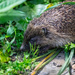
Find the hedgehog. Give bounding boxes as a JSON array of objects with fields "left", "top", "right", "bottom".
[{"left": 20, "top": 4, "right": 75, "bottom": 53}]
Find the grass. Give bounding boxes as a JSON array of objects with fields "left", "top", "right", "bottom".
[
  {"left": 31, "top": 44, "right": 75, "bottom": 75},
  {"left": 0, "top": 0, "right": 75, "bottom": 75},
  {"left": 0, "top": 41, "right": 40, "bottom": 75},
  {"left": 0, "top": 25, "right": 74, "bottom": 75}
]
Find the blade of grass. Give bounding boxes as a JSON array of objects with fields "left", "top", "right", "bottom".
[
  {"left": 34, "top": 51, "right": 56, "bottom": 70},
  {"left": 68, "top": 64, "right": 72, "bottom": 75},
  {"left": 37, "top": 50, "right": 61, "bottom": 70},
  {"left": 31, "top": 51, "right": 56, "bottom": 75},
  {"left": 32, "top": 49, "right": 56, "bottom": 61},
  {"left": 65, "top": 52, "right": 72, "bottom": 75},
  {"left": 57, "top": 49, "right": 74, "bottom": 75},
  {"left": 31, "top": 50, "right": 61, "bottom": 75},
  {"left": 63, "top": 2, "right": 75, "bottom": 5}
]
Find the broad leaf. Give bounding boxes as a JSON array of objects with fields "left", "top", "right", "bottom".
[
  {"left": 0, "top": 10, "right": 25, "bottom": 23},
  {"left": 0, "top": 0, "right": 26, "bottom": 13},
  {"left": 46, "top": 3, "right": 62, "bottom": 11},
  {"left": 19, "top": 4, "right": 48, "bottom": 18},
  {"left": 16, "top": 4, "right": 48, "bottom": 30},
  {"left": 34, "top": 4, "right": 48, "bottom": 16}
]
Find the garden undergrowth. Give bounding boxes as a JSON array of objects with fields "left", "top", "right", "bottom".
[
  {"left": 0, "top": 0, "right": 75, "bottom": 75},
  {"left": 0, "top": 19, "right": 39, "bottom": 75}
]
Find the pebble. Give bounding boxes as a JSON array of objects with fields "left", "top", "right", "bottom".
[
  {"left": 57, "top": 64, "right": 62, "bottom": 67},
  {"left": 53, "top": 62, "right": 57, "bottom": 66}
]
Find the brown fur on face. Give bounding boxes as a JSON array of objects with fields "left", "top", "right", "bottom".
[{"left": 20, "top": 4, "right": 75, "bottom": 52}]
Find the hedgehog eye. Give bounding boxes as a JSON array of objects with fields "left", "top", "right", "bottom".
[{"left": 42, "top": 27, "right": 48, "bottom": 35}]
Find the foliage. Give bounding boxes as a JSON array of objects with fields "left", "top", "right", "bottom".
[
  {"left": 58, "top": 49, "right": 74, "bottom": 75},
  {"left": 0, "top": 43, "right": 40, "bottom": 75},
  {"left": 0, "top": 0, "right": 74, "bottom": 75},
  {"left": 0, "top": 0, "right": 65, "bottom": 23},
  {"left": 63, "top": 2, "right": 75, "bottom": 5},
  {"left": 31, "top": 50, "right": 60, "bottom": 75},
  {"left": 46, "top": 3, "right": 62, "bottom": 11},
  {"left": 57, "top": 43, "right": 75, "bottom": 75},
  {"left": 0, "top": 0, "right": 26, "bottom": 12},
  {"left": 0, "top": 55, "right": 39, "bottom": 75},
  {"left": 64, "top": 43, "right": 75, "bottom": 52},
  {"left": 0, "top": 50, "right": 10, "bottom": 63},
  {"left": 0, "top": 0, "right": 26, "bottom": 23}
]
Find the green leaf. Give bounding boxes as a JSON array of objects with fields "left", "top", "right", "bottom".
[
  {"left": 0, "top": 55, "right": 10, "bottom": 63},
  {"left": 0, "top": 51, "right": 10, "bottom": 63},
  {"left": 0, "top": 10, "right": 25, "bottom": 23},
  {"left": 0, "top": 36, "right": 5, "bottom": 40},
  {"left": 7, "top": 26, "right": 14, "bottom": 35},
  {"left": 45, "top": 3, "right": 62, "bottom": 11},
  {"left": 16, "top": 4, "right": 48, "bottom": 30},
  {"left": 28, "top": 0, "right": 45, "bottom": 4},
  {"left": 0, "top": 0, "right": 26, "bottom": 13},
  {"left": 19, "top": 4, "right": 48, "bottom": 18},
  {"left": 65, "top": 51, "right": 71, "bottom": 75},
  {"left": 57, "top": 49, "right": 74, "bottom": 75},
  {"left": 70, "top": 43, "right": 75, "bottom": 49},
  {"left": 64, "top": 44, "right": 70, "bottom": 52},
  {"left": 63, "top": 2, "right": 75, "bottom": 5},
  {"left": 34, "top": 4, "right": 48, "bottom": 16},
  {"left": 10, "top": 37, "right": 15, "bottom": 44},
  {"left": 16, "top": 18, "right": 29, "bottom": 31},
  {"left": 35, "top": 50, "right": 61, "bottom": 73}
]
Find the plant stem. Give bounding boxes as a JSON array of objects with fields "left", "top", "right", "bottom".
[
  {"left": 31, "top": 50, "right": 61, "bottom": 75},
  {"left": 32, "top": 49, "right": 56, "bottom": 61},
  {"left": 57, "top": 49, "right": 74, "bottom": 75},
  {"left": 37, "top": 50, "right": 61, "bottom": 71},
  {"left": 65, "top": 52, "right": 72, "bottom": 75}
]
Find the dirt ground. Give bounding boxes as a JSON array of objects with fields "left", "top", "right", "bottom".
[{"left": 34, "top": 51, "right": 75, "bottom": 75}]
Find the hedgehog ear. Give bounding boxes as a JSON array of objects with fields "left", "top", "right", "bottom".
[{"left": 42, "top": 27, "right": 48, "bottom": 35}]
